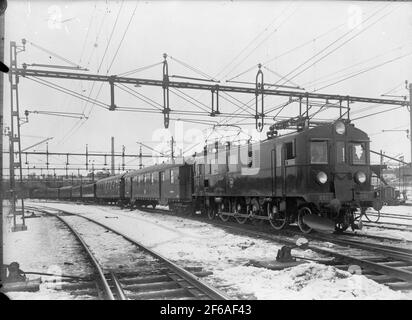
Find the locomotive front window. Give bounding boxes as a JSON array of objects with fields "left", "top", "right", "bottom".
[
  {"left": 310, "top": 141, "right": 328, "bottom": 164},
  {"left": 351, "top": 142, "right": 366, "bottom": 164},
  {"left": 336, "top": 141, "right": 345, "bottom": 163}
]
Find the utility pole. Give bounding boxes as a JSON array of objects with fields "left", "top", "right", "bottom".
[
  {"left": 85, "top": 144, "right": 88, "bottom": 171},
  {"left": 111, "top": 136, "right": 115, "bottom": 175},
  {"left": 171, "top": 136, "right": 175, "bottom": 163},
  {"left": 8, "top": 39, "right": 27, "bottom": 232},
  {"left": 139, "top": 146, "right": 143, "bottom": 169},
  {"left": 0, "top": 6, "right": 5, "bottom": 282},
  {"left": 122, "top": 145, "right": 125, "bottom": 171}
]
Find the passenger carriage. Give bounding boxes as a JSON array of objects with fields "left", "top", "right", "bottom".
[
  {"left": 95, "top": 174, "right": 125, "bottom": 205},
  {"left": 124, "top": 163, "right": 193, "bottom": 212}
]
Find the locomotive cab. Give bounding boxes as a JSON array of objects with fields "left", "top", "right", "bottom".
[{"left": 303, "top": 120, "right": 377, "bottom": 232}]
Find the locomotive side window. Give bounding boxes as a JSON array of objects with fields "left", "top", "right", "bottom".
[
  {"left": 351, "top": 142, "right": 366, "bottom": 164},
  {"left": 310, "top": 141, "right": 328, "bottom": 164},
  {"left": 336, "top": 141, "right": 345, "bottom": 163}
]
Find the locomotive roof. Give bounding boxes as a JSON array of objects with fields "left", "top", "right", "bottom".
[{"left": 123, "top": 162, "right": 189, "bottom": 178}]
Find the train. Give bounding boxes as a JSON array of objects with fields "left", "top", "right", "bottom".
[{"left": 30, "top": 119, "right": 383, "bottom": 233}]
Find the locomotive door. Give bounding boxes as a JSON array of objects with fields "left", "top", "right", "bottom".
[
  {"left": 271, "top": 149, "right": 277, "bottom": 196},
  {"left": 333, "top": 140, "right": 352, "bottom": 202}
]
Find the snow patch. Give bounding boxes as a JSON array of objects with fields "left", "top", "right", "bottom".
[{"left": 211, "top": 263, "right": 410, "bottom": 300}]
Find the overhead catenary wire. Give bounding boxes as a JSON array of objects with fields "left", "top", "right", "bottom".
[
  {"left": 226, "top": 20, "right": 346, "bottom": 83},
  {"left": 115, "top": 83, "right": 163, "bottom": 111},
  {"left": 117, "top": 61, "right": 163, "bottom": 77},
  {"left": 26, "top": 76, "right": 109, "bottom": 110},
  {"left": 96, "top": 0, "right": 125, "bottom": 74},
  {"left": 220, "top": 3, "right": 298, "bottom": 81},
  {"left": 302, "top": 41, "right": 412, "bottom": 89},
  {"left": 276, "top": 4, "right": 395, "bottom": 86},
  {"left": 223, "top": 4, "right": 397, "bottom": 129},
  {"left": 351, "top": 105, "right": 406, "bottom": 121},
  {"left": 313, "top": 50, "right": 412, "bottom": 92},
  {"left": 27, "top": 40, "right": 85, "bottom": 69},
  {"left": 169, "top": 56, "right": 217, "bottom": 81},
  {"left": 61, "top": 2, "right": 138, "bottom": 145}
]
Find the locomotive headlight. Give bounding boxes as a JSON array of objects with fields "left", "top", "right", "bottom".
[
  {"left": 335, "top": 121, "right": 346, "bottom": 135},
  {"left": 316, "top": 171, "right": 328, "bottom": 184},
  {"left": 355, "top": 171, "right": 367, "bottom": 184}
]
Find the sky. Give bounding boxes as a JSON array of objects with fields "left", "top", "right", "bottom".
[{"left": 2, "top": 0, "right": 412, "bottom": 176}]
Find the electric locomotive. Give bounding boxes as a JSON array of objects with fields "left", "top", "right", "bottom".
[{"left": 192, "top": 118, "right": 381, "bottom": 233}]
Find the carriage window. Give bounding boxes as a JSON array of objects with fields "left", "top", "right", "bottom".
[
  {"left": 151, "top": 173, "right": 154, "bottom": 184},
  {"left": 285, "top": 140, "right": 295, "bottom": 160},
  {"left": 310, "top": 141, "right": 328, "bottom": 164},
  {"left": 336, "top": 141, "right": 345, "bottom": 163},
  {"left": 351, "top": 142, "right": 366, "bottom": 164},
  {"left": 161, "top": 172, "right": 165, "bottom": 181}
]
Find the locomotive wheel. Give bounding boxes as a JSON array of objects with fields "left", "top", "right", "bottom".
[
  {"left": 207, "top": 206, "right": 216, "bottom": 220},
  {"left": 234, "top": 201, "right": 248, "bottom": 224},
  {"left": 363, "top": 209, "right": 380, "bottom": 223},
  {"left": 297, "top": 206, "right": 313, "bottom": 234},
  {"left": 267, "top": 203, "right": 287, "bottom": 230},
  {"left": 219, "top": 200, "right": 231, "bottom": 222}
]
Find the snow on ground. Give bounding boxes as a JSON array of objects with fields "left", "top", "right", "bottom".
[
  {"left": 25, "top": 201, "right": 412, "bottom": 300},
  {"left": 2, "top": 209, "right": 96, "bottom": 300},
  {"left": 211, "top": 263, "right": 407, "bottom": 300}
]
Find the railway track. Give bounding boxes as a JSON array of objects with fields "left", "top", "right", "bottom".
[
  {"left": 364, "top": 211, "right": 412, "bottom": 222},
  {"left": 28, "top": 203, "right": 412, "bottom": 292},
  {"left": 117, "top": 206, "right": 412, "bottom": 291},
  {"left": 29, "top": 205, "right": 228, "bottom": 300},
  {"left": 362, "top": 221, "right": 412, "bottom": 232}
]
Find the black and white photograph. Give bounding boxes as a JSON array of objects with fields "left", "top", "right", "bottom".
[{"left": 1, "top": 0, "right": 412, "bottom": 306}]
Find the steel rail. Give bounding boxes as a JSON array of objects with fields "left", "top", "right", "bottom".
[
  {"left": 110, "top": 272, "right": 127, "bottom": 300},
  {"left": 28, "top": 203, "right": 412, "bottom": 289},
  {"left": 34, "top": 204, "right": 229, "bottom": 300},
  {"left": 51, "top": 213, "right": 115, "bottom": 300},
  {"left": 126, "top": 206, "right": 412, "bottom": 284},
  {"left": 309, "top": 234, "right": 412, "bottom": 262}
]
